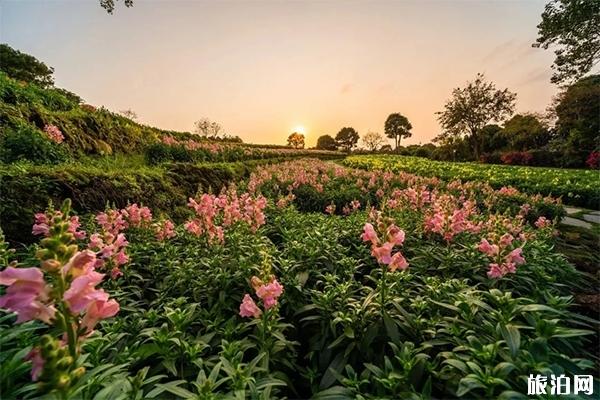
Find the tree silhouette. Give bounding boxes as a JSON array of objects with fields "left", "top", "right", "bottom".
[
  {"left": 436, "top": 74, "right": 516, "bottom": 160},
  {"left": 335, "top": 127, "right": 359, "bottom": 152},
  {"left": 534, "top": 0, "right": 600, "bottom": 84},
  {"left": 385, "top": 113, "right": 412, "bottom": 151},
  {"left": 287, "top": 132, "right": 305, "bottom": 149},
  {"left": 316, "top": 135, "right": 337, "bottom": 150},
  {"left": 362, "top": 131, "right": 385, "bottom": 152}
]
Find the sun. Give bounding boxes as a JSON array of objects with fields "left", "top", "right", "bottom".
[{"left": 293, "top": 125, "right": 306, "bottom": 135}]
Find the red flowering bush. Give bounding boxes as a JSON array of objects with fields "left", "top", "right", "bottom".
[
  {"left": 586, "top": 151, "right": 600, "bottom": 169},
  {"left": 500, "top": 151, "right": 533, "bottom": 165}
]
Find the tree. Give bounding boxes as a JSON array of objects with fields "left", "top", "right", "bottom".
[
  {"left": 287, "top": 132, "right": 305, "bottom": 149},
  {"left": 0, "top": 44, "right": 54, "bottom": 87},
  {"left": 362, "top": 131, "right": 386, "bottom": 152},
  {"left": 316, "top": 135, "right": 337, "bottom": 151},
  {"left": 534, "top": 0, "right": 600, "bottom": 84},
  {"left": 479, "top": 124, "right": 507, "bottom": 154},
  {"left": 502, "top": 114, "right": 551, "bottom": 150},
  {"left": 553, "top": 74, "right": 600, "bottom": 152},
  {"left": 194, "top": 118, "right": 223, "bottom": 138},
  {"left": 436, "top": 73, "right": 516, "bottom": 159},
  {"left": 100, "top": 0, "right": 133, "bottom": 14},
  {"left": 119, "top": 109, "right": 138, "bottom": 120},
  {"left": 384, "top": 113, "right": 413, "bottom": 150},
  {"left": 335, "top": 127, "right": 359, "bottom": 152}
]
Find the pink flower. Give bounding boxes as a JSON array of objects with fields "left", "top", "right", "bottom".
[
  {"left": 32, "top": 213, "right": 49, "bottom": 236},
  {"left": 114, "top": 250, "right": 129, "bottom": 266},
  {"left": 535, "top": 216, "right": 551, "bottom": 229},
  {"left": 62, "top": 250, "right": 96, "bottom": 278},
  {"left": 68, "top": 216, "right": 87, "bottom": 240},
  {"left": 81, "top": 297, "right": 119, "bottom": 331},
  {"left": 325, "top": 204, "right": 336, "bottom": 215},
  {"left": 239, "top": 294, "right": 262, "bottom": 318},
  {"left": 389, "top": 252, "right": 409, "bottom": 272},
  {"left": 43, "top": 124, "right": 64, "bottom": 144},
  {"left": 371, "top": 242, "right": 393, "bottom": 264},
  {"left": 24, "top": 347, "right": 44, "bottom": 381},
  {"left": 478, "top": 239, "right": 499, "bottom": 256},
  {"left": 256, "top": 279, "right": 284, "bottom": 309},
  {"left": 499, "top": 233, "right": 514, "bottom": 247},
  {"left": 487, "top": 262, "right": 517, "bottom": 279},
  {"left": 63, "top": 271, "right": 106, "bottom": 314},
  {"left": 361, "top": 223, "right": 379, "bottom": 245},
  {"left": 0, "top": 267, "right": 55, "bottom": 324},
  {"left": 487, "top": 263, "right": 503, "bottom": 279},
  {"left": 507, "top": 248, "right": 525, "bottom": 266},
  {"left": 387, "top": 225, "right": 405, "bottom": 246}
]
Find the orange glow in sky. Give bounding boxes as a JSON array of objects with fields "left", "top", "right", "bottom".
[{"left": 1, "top": 0, "right": 575, "bottom": 147}]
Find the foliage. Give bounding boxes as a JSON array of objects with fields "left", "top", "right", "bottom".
[
  {"left": 287, "top": 132, "right": 305, "bottom": 149},
  {"left": 553, "top": 75, "right": 600, "bottom": 154},
  {"left": 0, "top": 125, "right": 69, "bottom": 164},
  {"left": 361, "top": 131, "right": 386, "bottom": 152},
  {"left": 316, "top": 135, "right": 338, "bottom": 151},
  {"left": 100, "top": 0, "right": 133, "bottom": 14},
  {"left": 194, "top": 118, "right": 223, "bottom": 139},
  {"left": 0, "top": 44, "right": 55, "bottom": 88},
  {"left": 436, "top": 74, "right": 517, "bottom": 159},
  {"left": 1, "top": 158, "right": 596, "bottom": 399},
  {"left": 500, "top": 151, "right": 533, "bottom": 166},
  {"left": 502, "top": 114, "right": 552, "bottom": 151},
  {"left": 335, "top": 127, "right": 359, "bottom": 152},
  {"left": 384, "top": 113, "right": 412, "bottom": 150},
  {"left": 534, "top": 0, "right": 600, "bottom": 84},
  {"left": 344, "top": 154, "right": 600, "bottom": 209}
]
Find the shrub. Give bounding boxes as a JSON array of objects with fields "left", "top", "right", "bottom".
[
  {"left": 586, "top": 151, "right": 599, "bottom": 169},
  {"left": 500, "top": 151, "right": 533, "bottom": 165},
  {"left": 0, "top": 125, "right": 69, "bottom": 164}
]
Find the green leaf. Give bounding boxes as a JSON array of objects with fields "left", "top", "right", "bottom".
[{"left": 500, "top": 324, "right": 520, "bottom": 358}]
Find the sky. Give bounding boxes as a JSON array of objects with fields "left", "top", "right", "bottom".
[{"left": 1, "top": 0, "right": 563, "bottom": 147}]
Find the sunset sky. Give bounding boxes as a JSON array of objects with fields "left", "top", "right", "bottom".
[{"left": 1, "top": 0, "right": 563, "bottom": 147}]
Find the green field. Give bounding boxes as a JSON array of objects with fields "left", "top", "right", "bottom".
[{"left": 344, "top": 155, "right": 600, "bottom": 209}]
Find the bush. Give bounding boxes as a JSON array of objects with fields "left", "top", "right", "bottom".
[
  {"left": 500, "top": 151, "right": 533, "bottom": 165},
  {"left": 0, "top": 125, "right": 69, "bottom": 164},
  {"left": 586, "top": 151, "right": 600, "bottom": 169},
  {"left": 479, "top": 152, "right": 502, "bottom": 164}
]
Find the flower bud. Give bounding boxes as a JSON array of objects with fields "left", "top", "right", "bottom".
[
  {"left": 71, "top": 367, "right": 85, "bottom": 379},
  {"left": 40, "top": 335, "right": 56, "bottom": 350},
  {"left": 41, "top": 259, "right": 61, "bottom": 272},
  {"left": 56, "top": 373, "right": 70, "bottom": 388},
  {"left": 55, "top": 356, "right": 73, "bottom": 369}
]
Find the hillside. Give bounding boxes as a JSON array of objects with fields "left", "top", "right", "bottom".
[{"left": 0, "top": 71, "right": 214, "bottom": 155}]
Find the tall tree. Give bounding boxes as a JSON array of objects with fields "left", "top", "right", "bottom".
[
  {"left": 436, "top": 74, "right": 516, "bottom": 159},
  {"left": 534, "top": 0, "right": 600, "bottom": 84},
  {"left": 554, "top": 74, "right": 600, "bottom": 152},
  {"left": 335, "top": 127, "right": 359, "bottom": 152},
  {"left": 362, "top": 131, "right": 385, "bottom": 152},
  {"left": 194, "top": 118, "right": 223, "bottom": 138},
  {"left": 0, "top": 44, "right": 54, "bottom": 87},
  {"left": 384, "top": 113, "right": 412, "bottom": 150},
  {"left": 502, "top": 114, "right": 551, "bottom": 151},
  {"left": 287, "top": 132, "right": 305, "bottom": 149},
  {"left": 316, "top": 135, "right": 338, "bottom": 150}
]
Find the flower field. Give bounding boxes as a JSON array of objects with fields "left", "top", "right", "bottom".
[
  {"left": 1, "top": 158, "right": 597, "bottom": 399},
  {"left": 343, "top": 155, "right": 600, "bottom": 209}
]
